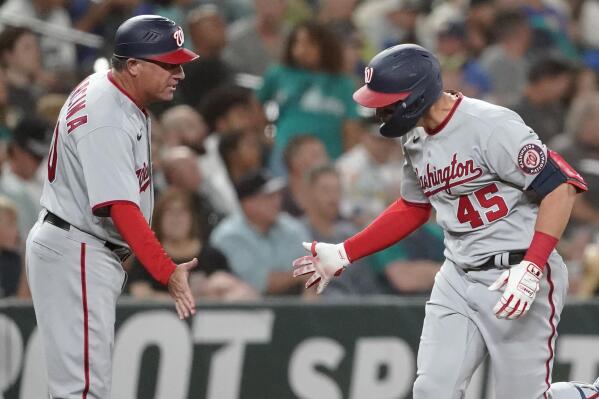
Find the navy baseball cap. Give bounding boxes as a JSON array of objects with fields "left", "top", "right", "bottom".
[{"left": 113, "top": 15, "right": 199, "bottom": 64}]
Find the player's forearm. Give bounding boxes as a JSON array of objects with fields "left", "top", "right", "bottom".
[
  {"left": 344, "top": 198, "right": 432, "bottom": 262},
  {"left": 524, "top": 183, "right": 578, "bottom": 268},
  {"left": 534, "top": 183, "right": 577, "bottom": 240}
]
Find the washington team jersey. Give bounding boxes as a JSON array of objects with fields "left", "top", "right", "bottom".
[
  {"left": 40, "top": 71, "right": 153, "bottom": 247},
  {"left": 400, "top": 94, "right": 548, "bottom": 267}
]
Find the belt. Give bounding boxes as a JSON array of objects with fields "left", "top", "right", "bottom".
[
  {"left": 43, "top": 211, "right": 131, "bottom": 262},
  {"left": 464, "top": 251, "right": 526, "bottom": 273}
]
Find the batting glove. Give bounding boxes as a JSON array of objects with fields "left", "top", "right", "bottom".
[
  {"left": 488, "top": 261, "right": 543, "bottom": 320},
  {"left": 292, "top": 241, "right": 349, "bottom": 294}
]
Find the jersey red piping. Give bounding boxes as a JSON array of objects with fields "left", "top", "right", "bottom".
[
  {"left": 107, "top": 71, "right": 148, "bottom": 116},
  {"left": 543, "top": 264, "right": 556, "bottom": 399},
  {"left": 80, "top": 243, "right": 90, "bottom": 399},
  {"left": 425, "top": 92, "right": 463, "bottom": 135},
  {"left": 92, "top": 200, "right": 139, "bottom": 216}
]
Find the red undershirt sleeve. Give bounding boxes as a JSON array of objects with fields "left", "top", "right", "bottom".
[
  {"left": 110, "top": 202, "right": 177, "bottom": 285},
  {"left": 344, "top": 198, "right": 433, "bottom": 262}
]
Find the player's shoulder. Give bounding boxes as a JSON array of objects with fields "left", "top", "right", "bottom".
[
  {"left": 61, "top": 71, "right": 143, "bottom": 139},
  {"left": 455, "top": 96, "right": 528, "bottom": 139}
]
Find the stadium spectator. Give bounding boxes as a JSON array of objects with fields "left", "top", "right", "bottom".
[
  {"left": 368, "top": 222, "right": 444, "bottom": 295},
  {"left": 0, "top": 195, "right": 21, "bottom": 298},
  {"left": 223, "top": 0, "right": 288, "bottom": 76},
  {"left": 558, "top": 94, "right": 599, "bottom": 230},
  {"left": 256, "top": 21, "right": 361, "bottom": 175},
  {"left": 199, "top": 85, "right": 267, "bottom": 214},
  {"left": 479, "top": 9, "right": 531, "bottom": 107},
  {"left": 521, "top": 0, "right": 578, "bottom": 60},
  {"left": 513, "top": 56, "right": 574, "bottom": 144},
  {"left": 218, "top": 129, "right": 264, "bottom": 184},
  {"left": 0, "top": 116, "right": 50, "bottom": 238},
  {"left": 435, "top": 19, "right": 492, "bottom": 99},
  {"left": 336, "top": 123, "right": 402, "bottom": 228},
  {"left": 301, "top": 165, "right": 382, "bottom": 296},
  {"left": 127, "top": 188, "right": 256, "bottom": 301},
  {"left": 281, "top": 134, "right": 329, "bottom": 217},
  {"left": 0, "top": 0, "right": 76, "bottom": 74},
  {"left": 179, "top": 5, "right": 233, "bottom": 108},
  {"left": 355, "top": 0, "right": 427, "bottom": 52},
  {"left": 70, "top": 0, "right": 141, "bottom": 71},
  {"left": 0, "top": 69, "right": 12, "bottom": 168},
  {"left": 464, "top": 0, "right": 496, "bottom": 57},
  {"left": 161, "top": 146, "right": 223, "bottom": 239},
  {"left": 36, "top": 93, "right": 68, "bottom": 125},
  {"left": 210, "top": 169, "right": 310, "bottom": 295},
  {"left": 160, "top": 104, "right": 208, "bottom": 155},
  {"left": 0, "top": 27, "right": 48, "bottom": 117}
]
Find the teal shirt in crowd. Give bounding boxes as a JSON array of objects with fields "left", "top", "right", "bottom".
[
  {"left": 209, "top": 212, "right": 310, "bottom": 293},
  {"left": 256, "top": 65, "right": 360, "bottom": 170},
  {"left": 370, "top": 223, "right": 446, "bottom": 274}
]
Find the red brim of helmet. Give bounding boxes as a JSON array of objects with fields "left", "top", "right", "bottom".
[
  {"left": 149, "top": 48, "right": 199, "bottom": 64},
  {"left": 353, "top": 84, "right": 411, "bottom": 108}
]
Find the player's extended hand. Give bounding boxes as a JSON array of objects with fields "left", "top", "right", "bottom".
[
  {"left": 488, "top": 261, "right": 543, "bottom": 320},
  {"left": 168, "top": 258, "right": 198, "bottom": 320},
  {"left": 292, "top": 241, "right": 349, "bottom": 294}
]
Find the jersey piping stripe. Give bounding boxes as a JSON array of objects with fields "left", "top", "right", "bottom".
[
  {"left": 80, "top": 243, "right": 90, "bottom": 399},
  {"left": 106, "top": 71, "right": 148, "bottom": 116},
  {"left": 543, "top": 264, "right": 556, "bottom": 399},
  {"left": 425, "top": 93, "right": 463, "bottom": 135}
]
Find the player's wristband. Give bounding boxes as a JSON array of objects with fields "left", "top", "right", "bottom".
[{"left": 524, "top": 231, "right": 559, "bottom": 270}]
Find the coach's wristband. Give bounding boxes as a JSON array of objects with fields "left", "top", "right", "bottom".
[{"left": 524, "top": 231, "right": 559, "bottom": 270}]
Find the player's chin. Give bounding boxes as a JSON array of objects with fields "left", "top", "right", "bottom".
[{"left": 159, "top": 89, "right": 176, "bottom": 101}]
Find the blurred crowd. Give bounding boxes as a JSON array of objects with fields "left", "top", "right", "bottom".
[{"left": 1, "top": 0, "right": 599, "bottom": 302}]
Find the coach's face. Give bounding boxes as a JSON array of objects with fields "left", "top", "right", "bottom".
[{"left": 131, "top": 59, "right": 185, "bottom": 102}]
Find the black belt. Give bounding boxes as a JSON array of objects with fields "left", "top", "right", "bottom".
[
  {"left": 43, "top": 211, "right": 131, "bottom": 262},
  {"left": 464, "top": 251, "right": 526, "bottom": 272}
]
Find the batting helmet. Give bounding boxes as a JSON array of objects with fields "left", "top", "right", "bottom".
[
  {"left": 353, "top": 44, "right": 443, "bottom": 138},
  {"left": 113, "top": 15, "right": 199, "bottom": 64}
]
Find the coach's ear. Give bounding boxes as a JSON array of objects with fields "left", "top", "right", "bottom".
[{"left": 126, "top": 59, "right": 143, "bottom": 77}]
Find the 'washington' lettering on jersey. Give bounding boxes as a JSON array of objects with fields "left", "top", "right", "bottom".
[
  {"left": 400, "top": 94, "right": 547, "bottom": 267},
  {"left": 41, "top": 71, "right": 153, "bottom": 247}
]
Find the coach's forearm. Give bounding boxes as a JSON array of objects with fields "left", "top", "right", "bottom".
[{"left": 534, "top": 183, "right": 577, "bottom": 240}]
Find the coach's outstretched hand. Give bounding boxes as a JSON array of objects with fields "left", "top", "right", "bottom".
[
  {"left": 489, "top": 261, "right": 543, "bottom": 320},
  {"left": 292, "top": 241, "right": 350, "bottom": 294},
  {"left": 168, "top": 258, "right": 198, "bottom": 320}
]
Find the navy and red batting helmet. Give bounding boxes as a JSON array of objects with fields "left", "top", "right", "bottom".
[
  {"left": 113, "top": 15, "right": 199, "bottom": 64},
  {"left": 353, "top": 44, "right": 443, "bottom": 137}
]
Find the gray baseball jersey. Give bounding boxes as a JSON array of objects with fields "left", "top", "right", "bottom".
[
  {"left": 41, "top": 70, "right": 153, "bottom": 247},
  {"left": 400, "top": 94, "right": 546, "bottom": 268}
]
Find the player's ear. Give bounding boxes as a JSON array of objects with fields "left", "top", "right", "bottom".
[{"left": 126, "top": 59, "right": 142, "bottom": 77}]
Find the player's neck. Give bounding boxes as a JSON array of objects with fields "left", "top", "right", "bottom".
[
  {"left": 420, "top": 92, "right": 458, "bottom": 132},
  {"left": 110, "top": 70, "right": 146, "bottom": 109}
]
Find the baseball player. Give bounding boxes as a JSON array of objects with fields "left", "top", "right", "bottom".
[
  {"left": 25, "top": 15, "right": 199, "bottom": 398},
  {"left": 293, "top": 44, "right": 599, "bottom": 399}
]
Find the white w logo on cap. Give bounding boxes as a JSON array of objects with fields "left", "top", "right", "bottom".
[
  {"left": 364, "top": 67, "right": 374, "bottom": 84},
  {"left": 173, "top": 27, "right": 184, "bottom": 47}
]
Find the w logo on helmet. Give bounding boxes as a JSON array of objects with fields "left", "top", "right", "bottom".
[
  {"left": 173, "top": 27, "right": 184, "bottom": 47},
  {"left": 364, "top": 67, "right": 374, "bottom": 84}
]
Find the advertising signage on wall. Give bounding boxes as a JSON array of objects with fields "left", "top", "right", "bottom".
[{"left": 1, "top": 298, "right": 599, "bottom": 399}]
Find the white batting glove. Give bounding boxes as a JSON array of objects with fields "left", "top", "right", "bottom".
[
  {"left": 292, "top": 241, "right": 350, "bottom": 294},
  {"left": 488, "top": 261, "right": 543, "bottom": 320}
]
